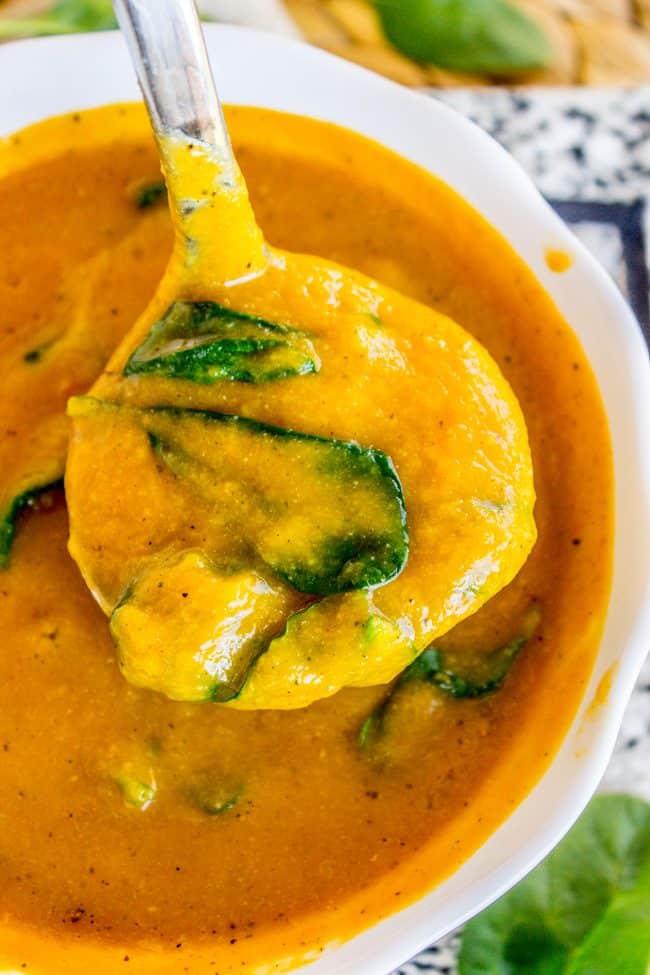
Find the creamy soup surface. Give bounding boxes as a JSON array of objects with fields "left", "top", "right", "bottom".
[{"left": 0, "top": 105, "right": 612, "bottom": 975}]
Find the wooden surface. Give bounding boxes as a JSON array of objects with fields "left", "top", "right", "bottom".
[{"left": 284, "top": 0, "right": 650, "bottom": 85}]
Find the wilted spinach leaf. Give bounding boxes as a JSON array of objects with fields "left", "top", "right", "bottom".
[
  {"left": 360, "top": 605, "right": 540, "bottom": 750},
  {"left": 124, "top": 300, "right": 320, "bottom": 384},
  {"left": 134, "top": 180, "right": 167, "bottom": 210}
]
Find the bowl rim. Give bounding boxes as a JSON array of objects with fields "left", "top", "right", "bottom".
[{"left": 0, "top": 25, "right": 649, "bottom": 975}]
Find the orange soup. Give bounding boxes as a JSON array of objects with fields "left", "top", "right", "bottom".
[{"left": 0, "top": 105, "right": 612, "bottom": 974}]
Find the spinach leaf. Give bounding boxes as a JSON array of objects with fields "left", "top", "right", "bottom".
[
  {"left": 235, "top": 590, "right": 416, "bottom": 711},
  {"left": 407, "top": 636, "right": 526, "bottom": 699},
  {"left": 134, "top": 180, "right": 167, "bottom": 210},
  {"left": 145, "top": 407, "right": 405, "bottom": 593},
  {"left": 459, "top": 794, "right": 650, "bottom": 975},
  {"left": 0, "top": 0, "right": 116, "bottom": 37},
  {"left": 373, "top": 0, "right": 550, "bottom": 75},
  {"left": 71, "top": 396, "right": 410, "bottom": 704},
  {"left": 564, "top": 880, "right": 650, "bottom": 975},
  {"left": 0, "top": 478, "right": 63, "bottom": 568},
  {"left": 111, "top": 554, "right": 296, "bottom": 703},
  {"left": 72, "top": 397, "right": 409, "bottom": 599},
  {"left": 359, "top": 606, "right": 540, "bottom": 748},
  {"left": 124, "top": 300, "right": 320, "bottom": 384},
  {"left": 187, "top": 777, "right": 243, "bottom": 817},
  {"left": 143, "top": 404, "right": 408, "bottom": 594}
]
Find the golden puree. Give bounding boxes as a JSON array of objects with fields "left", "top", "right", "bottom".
[{"left": 0, "top": 104, "right": 612, "bottom": 973}]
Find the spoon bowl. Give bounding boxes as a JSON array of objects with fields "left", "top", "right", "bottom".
[{"left": 64, "top": 1, "right": 537, "bottom": 710}]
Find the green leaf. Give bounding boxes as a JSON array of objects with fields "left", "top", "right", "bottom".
[
  {"left": 51, "top": 0, "right": 116, "bottom": 30},
  {"left": 414, "top": 635, "right": 525, "bottom": 698},
  {"left": 133, "top": 180, "right": 167, "bottom": 210},
  {"left": 187, "top": 776, "right": 243, "bottom": 817},
  {"left": 146, "top": 405, "right": 408, "bottom": 595},
  {"left": 0, "top": 0, "right": 116, "bottom": 37},
  {"left": 373, "top": 0, "right": 551, "bottom": 75},
  {"left": 459, "top": 795, "right": 650, "bottom": 975},
  {"left": 359, "top": 605, "right": 539, "bottom": 749},
  {"left": 0, "top": 478, "right": 63, "bottom": 568},
  {"left": 71, "top": 397, "right": 409, "bottom": 598},
  {"left": 565, "top": 883, "right": 650, "bottom": 975},
  {"left": 410, "top": 603, "right": 539, "bottom": 698},
  {"left": 124, "top": 300, "right": 321, "bottom": 384}
]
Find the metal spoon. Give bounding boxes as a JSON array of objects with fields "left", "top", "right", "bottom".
[{"left": 113, "top": 0, "right": 268, "bottom": 289}]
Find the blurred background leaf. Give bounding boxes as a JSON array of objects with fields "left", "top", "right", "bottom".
[
  {"left": 458, "top": 794, "right": 650, "bottom": 975},
  {"left": 373, "top": 0, "right": 551, "bottom": 74},
  {"left": 0, "top": 0, "right": 116, "bottom": 36},
  {"left": 0, "top": 0, "right": 553, "bottom": 69}
]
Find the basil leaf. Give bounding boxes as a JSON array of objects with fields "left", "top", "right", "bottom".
[
  {"left": 373, "top": 0, "right": 551, "bottom": 75},
  {"left": 51, "top": 0, "right": 116, "bottom": 30},
  {"left": 459, "top": 794, "right": 650, "bottom": 975}
]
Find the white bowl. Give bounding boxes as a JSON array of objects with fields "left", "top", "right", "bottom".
[{"left": 0, "top": 25, "right": 649, "bottom": 975}]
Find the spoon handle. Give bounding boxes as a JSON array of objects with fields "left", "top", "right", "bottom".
[
  {"left": 113, "top": 0, "right": 267, "bottom": 289},
  {"left": 113, "top": 0, "right": 231, "bottom": 158}
]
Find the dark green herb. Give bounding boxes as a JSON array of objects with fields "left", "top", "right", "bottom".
[
  {"left": 134, "top": 180, "right": 167, "bottom": 210},
  {"left": 373, "top": 0, "right": 551, "bottom": 75},
  {"left": 22, "top": 336, "right": 59, "bottom": 365},
  {"left": 0, "top": 0, "right": 116, "bottom": 37},
  {"left": 248, "top": 590, "right": 414, "bottom": 712},
  {"left": 406, "top": 638, "right": 524, "bottom": 699},
  {"left": 0, "top": 479, "right": 63, "bottom": 568},
  {"left": 127, "top": 401, "right": 408, "bottom": 595},
  {"left": 359, "top": 606, "right": 540, "bottom": 748},
  {"left": 72, "top": 394, "right": 409, "bottom": 702},
  {"left": 459, "top": 794, "right": 650, "bottom": 975},
  {"left": 124, "top": 300, "right": 320, "bottom": 384},
  {"left": 187, "top": 779, "right": 243, "bottom": 817}
]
